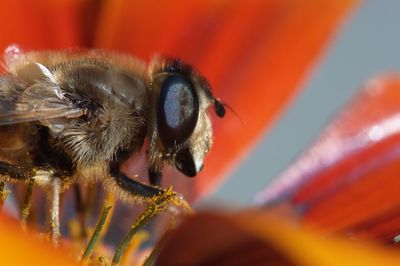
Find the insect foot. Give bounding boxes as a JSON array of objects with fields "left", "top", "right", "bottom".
[{"left": 112, "top": 186, "right": 192, "bottom": 266}]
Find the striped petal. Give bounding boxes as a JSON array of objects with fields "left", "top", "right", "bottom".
[{"left": 257, "top": 75, "right": 400, "bottom": 243}]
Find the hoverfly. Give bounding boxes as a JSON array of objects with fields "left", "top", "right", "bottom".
[{"left": 0, "top": 45, "right": 225, "bottom": 258}]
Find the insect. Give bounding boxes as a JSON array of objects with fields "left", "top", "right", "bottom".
[{"left": 0, "top": 46, "right": 225, "bottom": 247}]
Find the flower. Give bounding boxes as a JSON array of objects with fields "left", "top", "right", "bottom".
[
  {"left": 3, "top": 0, "right": 400, "bottom": 265},
  {"left": 155, "top": 210, "right": 400, "bottom": 265},
  {"left": 256, "top": 75, "right": 400, "bottom": 243}
]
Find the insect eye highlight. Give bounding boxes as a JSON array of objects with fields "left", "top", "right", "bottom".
[{"left": 157, "top": 74, "right": 199, "bottom": 148}]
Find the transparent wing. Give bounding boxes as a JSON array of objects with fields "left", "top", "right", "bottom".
[{"left": 0, "top": 76, "right": 83, "bottom": 125}]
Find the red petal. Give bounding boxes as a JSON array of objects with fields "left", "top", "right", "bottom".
[
  {"left": 257, "top": 75, "right": 400, "bottom": 243},
  {"left": 155, "top": 210, "right": 400, "bottom": 265},
  {"left": 94, "top": 0, "right": 357, "bottom": 200},
  {"left": 0, "top": 0, "right": 96, "bottom": 52}
]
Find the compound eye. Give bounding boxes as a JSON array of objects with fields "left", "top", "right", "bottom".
[{"left": 157, "top": 75, "right": 199, "bottom": 148}]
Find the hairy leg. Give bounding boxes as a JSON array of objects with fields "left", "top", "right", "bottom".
[
  {"left": 109, "top": 171, "right": 163, "bottom": 199},
  {"left": 50, "top": 177, "right": 61, "bottom": 245},
  {"left": 0, "top": 160, "right": 70, "bottom": 244},
  {"left": 0, "top": 161, "right": 32, "bottom": 181}
]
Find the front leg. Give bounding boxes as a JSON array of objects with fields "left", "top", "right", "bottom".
[
  {"left": 108, "top": 168, "right": 194, "bottom": 265},
  {"left": 148, "top": 169, "right": 162, "bottom": 186},
  {"left": 109, "top": 168, "right": 163, "bottom": 201}
]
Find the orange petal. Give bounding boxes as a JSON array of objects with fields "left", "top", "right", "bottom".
[
  {"left": 257, "top": 75, "right": 400, "bottom": 243},
  {"left": 0, "top": 0, "right": 96, "bottom": 52},
  {"left": 0, "top": 214, "right": 76, "bottom": 265},
  {"left": 155, "top": 210, "right": 400, "bottom": 265},
  {"left": 94, "top": 0, "right": 358, "bottom": 200}
]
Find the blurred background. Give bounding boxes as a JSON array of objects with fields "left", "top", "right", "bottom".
[{"left": 202, "top": 0, "right": 400, "bottom": 207}]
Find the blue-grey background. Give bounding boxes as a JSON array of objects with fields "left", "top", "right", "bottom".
[{"left": 200, "top": 1, "right": 400, "bottom": 207}]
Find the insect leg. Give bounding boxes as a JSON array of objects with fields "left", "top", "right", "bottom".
[
  {"left": 0, "top": 180, "right": 8, "bottom": 210},
  {"left": 112, "top": 187, "right": 178, "bottom": 265},
  {"left": 0, "top": 161, "right": 33, "bottom": 214},
  {"left": 20, "top": 178, "right": 35, "bottom": 228},
  {"left": 0, "top": 159, "right": 67, "bottom": 243},
  {"left": 108, "top": 169, "right": 191, "bottom": 264},
  {"left": 148, "top": 169, "right": 162, "bottom": 186},
  {"left": 109, "top": 171, "right": 163, "bottom": 199},
  {"left": 81, "top": 195, "right": 113, "bottom": 263},
  {"left": 49, "top": 177, "right": 61, "bottom": 245},
  {"left": 0, "top": 161, "right": 32, "bottom": 181}
]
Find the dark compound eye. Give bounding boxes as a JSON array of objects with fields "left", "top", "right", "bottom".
[{"left": 157, "top": 75, "right": 199, "bottom": 148}]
